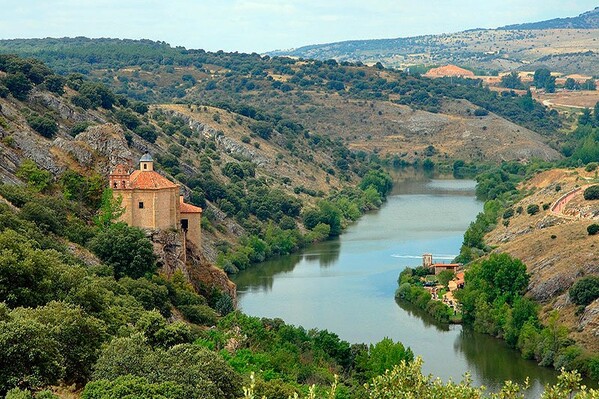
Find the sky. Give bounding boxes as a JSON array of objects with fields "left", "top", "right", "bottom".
[{"left": 0, "top": 0, "right": 597, "bottom": 53}]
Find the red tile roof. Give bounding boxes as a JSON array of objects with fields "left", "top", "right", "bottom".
[
  {"left": 180, "top": 202, "right": 202, "bottom": 214},
  {"left": 129, "top": 170, "right": 178, "bottom": 190}
]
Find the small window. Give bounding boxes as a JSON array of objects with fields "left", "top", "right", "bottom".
[
  {"left": 113, "top": 181, "right": 118, "bottom": 188},
  {"left": 138, "top": 202, "right": 144, "bottom": 209},
  {"left": 143, "top": 163, "right": 147, "bottom": 170},
  {"left": 181, "top": 219, "right": 189, "bottom": 230}
]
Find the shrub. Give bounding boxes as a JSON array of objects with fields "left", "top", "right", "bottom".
[
  {"left": 585, "top": 162, "right": 598, "bottom": 172},
  {"left": 502, "top": 208, "right": 514, "bottom": 219},
  {"left": 583, "top": 185, "right": 599, "bottom": 200},
  {"left": 473, "top": 108, "right": 489, "bottom": 116},
  {"left": 178, "top": 304, "right": 218, "bottom": 326},
  {"left": 69, "top": 122, "right": 90, "bottom": 137},
  {"left": 526, "top": 204, "right": 540, "bottom": 215},
  {"left": 588, "top": 224, "right": 599, "bottom": 236},
  {"left": 1, "top": 72, "right": 32, "bottom": 100},
  {"left": 26, "top": 113, "right": 58, "bottom": 138},
  {"left": 570, "top": 276, "right": 599, "bottom": 306}
]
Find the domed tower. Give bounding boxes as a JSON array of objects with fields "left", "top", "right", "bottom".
[{"left": 139, "top": 152, "right": 154, "bottom": 171}]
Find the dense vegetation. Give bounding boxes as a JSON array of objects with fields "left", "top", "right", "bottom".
[
  {"left": 455, "top": 254, "right": 599, "bottom": 379},
  {"left": 0, "top": 171, "right": 418, "bottom": 398}
]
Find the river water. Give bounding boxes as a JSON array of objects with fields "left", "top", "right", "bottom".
[{"left": 233, "top": 174, "right": 560, "bottom": 396}]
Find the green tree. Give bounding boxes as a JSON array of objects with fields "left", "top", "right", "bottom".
[
  {"left": 569, "top": 276, "right": 599, "bottom": 306},
  {"left": 82, "top": 375, "right": 185, "bottom": 399},
  {"left": 93, "top": 335, "right": 241, "bottom": 399},
  {"left": 0, "top": 314, "right": 63, "bottom": 394},
  {"left": 356, "top": 337, "right": 414, "bottom": 381},
  {"left": 14, "top": 302, "right": 107, "bottom": 384},
  {"left": 437, "top": 270, "right": 454, "bottom": 288},
  {"left": 579, "top": 108, "right": 593, "bottom": 126},
  {"left": 1, "top": 72, "right": 32, "bottom": 100},
  {"left": 16, "top": 160, "right": 52, "bottom": 192},
  {"left": 583, "top": 185, "right": 599, "bottom": 200},
  {"left": 564, "top": 78, "right": 580, "bottom": 90},
  {"left": 89, "top": 223, "right": 156, "bottom": 279},
  {"left": 500, "top": 72, "right": 524, "bottom": 89},
  {"left": 26, "top": 113, "right": 58, "bottom": 138},
  {"left": 584, "top": 78, "right": 596, "bottom": 91},
  {"left": 43, "top": 75, "right": 65, "bottom": 95},
  {"left": 533, "top": 68, "right": 552, "bottom": 91},
  {"left": 94, "top": 189, "right": 124, "bottom": 228}
]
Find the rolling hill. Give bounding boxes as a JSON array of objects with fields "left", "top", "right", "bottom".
[
  {"left": 0, "top": 37, "right": 564, "bottom": 166},
  {"left": 268, "top": 9, "right": 599, "bottom": 76}
]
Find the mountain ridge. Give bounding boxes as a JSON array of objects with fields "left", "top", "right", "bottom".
[
  {"left": 267, "top": 9, "right": 599, "bottom": 75},
  {"left": 499, "top": 7, "right": 599, "bottom": 30}
]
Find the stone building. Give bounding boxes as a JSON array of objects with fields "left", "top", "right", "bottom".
[
  {"left": 422, "top": 253, "right": 461, "bottom": 275},
  {"left": 109, "top": 153, "right": 202, "bottom": 249}
]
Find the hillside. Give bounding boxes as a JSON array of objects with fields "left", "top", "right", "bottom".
[
  {"left": 0, "top": 37, "right": 564, "bottom": 165},
  {"left": 500, "top": 7, "right": 599, "bottom": 30},
  {"left": 268, "top": 10, "right": 599, "bottom": 75},
  {"left": 484, "top": 168, "right": 599, "bottom": 351},
  {"left": 0, "top": 53, "right": 385, "bottom": 274}
]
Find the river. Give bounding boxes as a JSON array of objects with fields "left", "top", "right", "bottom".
[{"left": 233, "top": 173, "right": 561, "bottom": 397}]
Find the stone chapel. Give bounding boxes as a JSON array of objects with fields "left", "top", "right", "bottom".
[{"left": 109, "top": 153, "right": 202, "bottom": 249}]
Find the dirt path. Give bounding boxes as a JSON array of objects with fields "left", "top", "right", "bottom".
[{"left": 550, "top": 185, "right": 591, "bottom": 219}]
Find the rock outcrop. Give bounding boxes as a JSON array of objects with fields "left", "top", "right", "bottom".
[{"left": 151, "top": 229, "right": 236, "bottom": 304}]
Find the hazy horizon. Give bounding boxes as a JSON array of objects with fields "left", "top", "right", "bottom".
[{"left": 1, "top": 1, "right": 597, "bottom": 53}]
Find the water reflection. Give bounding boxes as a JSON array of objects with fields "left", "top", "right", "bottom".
[
  {"left": 302, "top": 240, "right": 341, "bottom": 268},
  {"left": 235, "top": 240, "right": 342, "bottom": 292},
  {"left": 455, "top": 329, "right": 558, "bottom": 395},
  {"left": 394, "top": 298, "right": 451, "bottom": 332}
]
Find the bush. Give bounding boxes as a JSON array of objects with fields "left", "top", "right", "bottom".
[
  {"left": 178, "top": 304, "right": 218, "bottom": 326},
  {"left": 1, "top": 72, "right": 32, "bottom": 100},
  {"left": 502, "top": 208, "right": 514, "bottom": 219},
  {"left": 26, "top": 113, "right": 58, "bottom": 138},
  {"left": 526, "top": 204, "right": 540, "bottom": 215},
  {"left": 82, "top": 375, "right": 185, "bottom": 399},
  {"left": 587, "top": 224, "right": 599, "bottom": 236},
  {"left": 583, "top": 185, "right": 599, "bottom": 200},
  {"left": 570, "top": 276, "right": 599, "bottom": 306},
  {"left": 585, "top": 162, "right": 598, "bottom": 172},
  {"left": 473, "top": 108, "right": 489, "bottom": 117}
]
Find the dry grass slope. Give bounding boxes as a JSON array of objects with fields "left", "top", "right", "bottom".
[{"left": 485, "top": 168, "right": 599, "bottom": 350}]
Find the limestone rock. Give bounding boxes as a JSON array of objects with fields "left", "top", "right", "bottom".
[
  {"left": 580, "top": 300, "right": 599, "bottom": 338},
  {"left": 73, "top": 123, "right": 133, "bottom": 172},
  {"left": 150, "top": 229, "right": 237, "bottom": 305}
]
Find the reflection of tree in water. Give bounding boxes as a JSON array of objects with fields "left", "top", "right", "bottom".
[
  {"left": 394, "top": 298, "right": 450, "bottom": 332},
  {"left": 233, "top": 254, "right": 301, "bottom": 293},
  {"left": 233, "top": 240, "right": 341, "bottom": 293},
  {"left": 303, "top": 239, "right": 340, "bottom": 268},
  {"left": 454, "top": 328, "right": 559, "bottom": 392}
]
